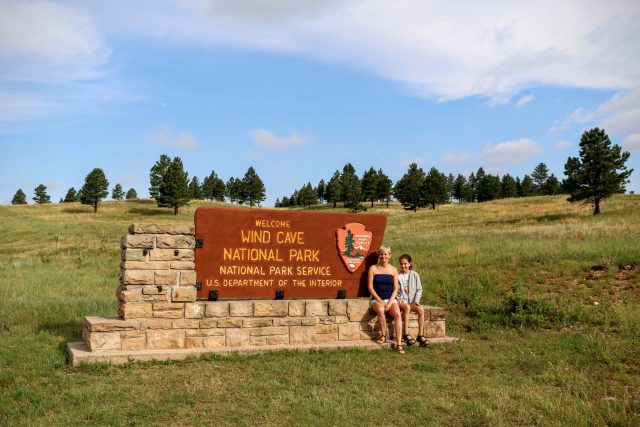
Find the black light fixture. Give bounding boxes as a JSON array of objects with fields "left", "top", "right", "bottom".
[
  {"left": 275, "top": 289, "right": 285, "bottom": 300},
  {"left": 195, "top": 281, "right": 202, "bottom": 291},
  {"left": 337, "top": 289, "right": 346, "bottom": 299},
  {"left": 208, "top": 290, "right": 218, "bottom": 301}
]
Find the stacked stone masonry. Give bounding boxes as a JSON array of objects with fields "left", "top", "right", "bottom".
[{"left": 81, "top": 223, "right": 448, "bottom": 356}]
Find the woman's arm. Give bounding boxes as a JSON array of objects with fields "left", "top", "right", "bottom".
[{"left": 367, "top": 266, "right": 382, "bottom": 303}]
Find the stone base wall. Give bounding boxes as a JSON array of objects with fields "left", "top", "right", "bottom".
[
  {"left": 79, "top": 223, "right": 448, "bottom": 357},
  {"left": 83, "top": 300, "right": 447, "bottom": 352}
]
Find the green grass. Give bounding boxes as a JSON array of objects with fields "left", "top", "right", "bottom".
[{"left": 1, "top": 196, "right": 639, "bottom": 425}]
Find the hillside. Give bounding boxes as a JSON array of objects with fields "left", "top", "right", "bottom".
[{"left": 0, "top": 195, "right": 638, "bottom": 425}]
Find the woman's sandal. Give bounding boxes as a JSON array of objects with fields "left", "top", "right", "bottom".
[
  {"left": 396, "top": 343, "right": 405, "bottom": 354},
  {"left": 403, "top": 334, "right": 417, "bottom": 346},
  {"left": 417, "top": 335, "right": 430, "bottom": 347},
  {"left": 376, "top": 335, "right": 387, "bottom": 344}
]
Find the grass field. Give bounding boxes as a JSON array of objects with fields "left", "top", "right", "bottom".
[{"left": 1, "top": 196, "right": 638, "bottom": 426}]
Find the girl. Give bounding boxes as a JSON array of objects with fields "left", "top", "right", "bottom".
[{"left": 397, "top": 254, "right": 429, "bottom": 347}]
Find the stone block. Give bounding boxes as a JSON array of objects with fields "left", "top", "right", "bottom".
[
  {"left": 121, "top": 337, "right": 146, "bottom": 351},
  {"left": 347, "top": 299, "right": 371, "bottom": 321},
  {"left": 360, "top": 330, "right": 377, "bottom": 340},
  {"left": 120, "top": 303, "right": 153, "bottom": 319},
  {"left": 288, "top": 301, "right": 305, "bottom": 316},
  {"left": 254, "top": 301, "right": 288, "bottom": 317},
  {"left": 273, "top": 317, "right": 302, "bottom": 326},
  {"left": 315, "top": 324, "right": 338, "bottom": 334},
  {"left": 425, "top": 320, "right": 446, "bottom": 337},
  {"left": 229, "top": 301, "right": 253, "bottom": 317},
  {"left": 170, "top": 261, "right": 195, "bottom": 270},
  {"left": 149, "top": 249, "right": 194, "bottom": 262},
  {"left": 328, "top": 300, "right": 348, "bottom": 316},
  {"left": 155, "top": 271, "right": 178, "bottom": 286},
  {"left": 429, "top": 307, "right": 447, "bottom": 321},
  {"left": 87, "top": 332, "right": 121, "bottom": 351},
  {"left": 129, "top": 223, "right": 194, "bottom": 235},
  {"left": 315, "top": 333, "right": 338, "bottom": 342},
  {"left": 203, "top": 335, "right": 226, "bottom": 348},
  {"left": 116, "top": 287, "right": 142, "bottom": 303},
  {"left": 180, "top": 270, "right": 197, "bottom": 286},
  {"left": 153, "top": 310, "right": 184, "bottom": 319},
  {"left": 339, "top": 323, "right": 361, "bottom": 341},
  {"left": 205, "top": 302, "right": 230, "bottom": 317},
  {"left": 301, "top": 317, "right": 319, "bottom": 326},
  {"left": 172, "top": 319, "right": 200, "bottom": 329},
  {"left": 121, "top": 249, "right": 147, "bottom": 262},
  {"left": 334, "top": 316, "right": 349, "bottom": 324},
  {"left": 121, "top": 234, "right": 155, "bottom": 249},
  {"left": 153, "top": 303, "right": 184, "bottom": 319},
  {"left": 184, "top": 303, "right": 204, "bottom": 319},
  {"left": 249, "top": 326, "right": 288, "bottom": 336},
  {"left": 226, "top": 329, "right": 250, "bottom": 347},
  {"left": 186, "top": 337, "right": 204, "bottom": 349},
  {"left": 139, "top": 319, "right": 173, "bottom": 330},
  {"left": 318, "top": 316, "right": 336, "bottom": 325},
  {"left": 156, "top": 235, "right": 195, "bottom": 249},
  {"left": 249, "top": 336, "right": 268, "bottom": 346},
  {"left": 141, "top": 294, "right": 167, "bottom": 303},
  {"left": 171, "top": 287, "right": 197, "bottom": 302},
  {"left": 243, "top": 318, "right": 273, "bottom": 328},
  {"left": 305, "top": 300, "right": 328, "bottom": 316},
  {"left": 266, "top": 335, "right": 290, "bottom": 345},
  {"left": 120, "top": 330, "right": 144, "bottom": 339},
  {"left": 217, "top": 317, "right": 243, "bottom": 328},
  {"left": 142, "top": 286, "right": 167, "bottom": 295},
  {"left": 199, "top": 319, "right": 219, "bottom": 329},
  {"left": 290, "top": 326, "right": 315, "bottom": 345},
  {"left": 121, "top": 261, "right": 171, "bottom": 270},
  {"left": 146, "top": 330, "right": 185, "bottom": 349},
  {"left": 186, "top": 329, "right": 225, "bottom": 337},
  {"left": 85, "top": 316, "right": 140, "bottom": 332},
  {"left": 121, "top": 270, "right": 154, "bottom": 286}
]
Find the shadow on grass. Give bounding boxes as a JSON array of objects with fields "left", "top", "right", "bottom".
[
  {"left": 128, "top": 207, "right": 174, "bottom": 216},
  {"left": 61, "top": 207, "right": 94, "bottom": 214},
  {"left": 485, "top": 212, "right": 581, "bottom": 226},
  {"left": 39, "top": 320, "right": 84, "bottom": 356}
]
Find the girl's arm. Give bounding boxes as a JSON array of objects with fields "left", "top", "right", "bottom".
[{"left": 413, "top": 271, "right": 423, "bottom": 303}]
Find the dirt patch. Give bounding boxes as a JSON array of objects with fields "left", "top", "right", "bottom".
[{"left": 586, "top": 265, "right": 608, "bottom": 280}]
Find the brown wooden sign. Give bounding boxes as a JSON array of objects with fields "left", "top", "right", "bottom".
[{"left": 194, "top": 207, "right": 387, "bottom": 299}]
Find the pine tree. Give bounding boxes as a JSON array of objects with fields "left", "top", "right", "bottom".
[
  {"left": 189, "top": 176, "right": 203, "bottom": 200},
  {"left": 541, "top": 174, "right": 561, "bottom": 195},
  {"left": 519, "top": 175, "right": 535, "bottom": 197},
  {"left": 531, "top": 162, "right": 549, "bottom": 194},
  {"left": 280, "top": 196, "right": 290, "bottom": 207},
  {"left": 376, "top": 169, "right": 393, "bottom": 207},
  {"left": 325, "top": 170, "right": 342, "bottom": 208},
  {"left": 112, "top": 183, "right": 125, "bottom": 200},
  {"left": 394, "top": 163, "right": 427, "bottom": 211},
  {"left": 500, "top": 174, "right": 518, "bottom": 198},
  {"left": 316, "top": 179, "right": 326, "bottom": 203},
  {"left": 299, "top": 182, "right": 318, "bottom": 208},
  {"left": 241, "top": 167, "right": 266, "bottom": 207},
  {"left": 80, "top": 168, "right": 109, "bottom": 213},
  {"left": 126, "top": 188, "right": 138, "bottom": 200},
  {"left": 475, "top": 168, "right": 501, "bottom": 202},
  {"left": 11, "top": 189, "right": 27, "bottom": 205},
  {"left": 156, "top": 157, "right": 191, "bottom": 214},
  {"left": 149, "top": 154, "right": 171, "bottom": 199},
  {"left": 226, "top": 177, "right": 241, "bottom": 204},
  {"left": 63, "top": 187, "right": 78, "bottom": 203},
  {"left": 361, "top": 167, "right": 379, "bottom": 207},
  {"left": 564, "top": 128, "right": 632, "bottom": 215},
  {"left": 423, "top": 167, "right": 449, "bottom": 209},
  {"left": 33, "top": 184, "right": 51, "bottom": 204},
  {"left": 202, "top": 170, "right": 226, "bottom": 201},
  {"left": 340, "top": 163, "right": 363, "bottom": 211}
]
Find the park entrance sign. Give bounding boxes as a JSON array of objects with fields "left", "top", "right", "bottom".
[{"left": 194, "top": 207, "right": 387, "bottom": 299}]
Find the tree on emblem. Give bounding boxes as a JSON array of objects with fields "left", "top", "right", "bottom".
[{"left": 343, "top": 230, "right": 363, "bottom": 258}]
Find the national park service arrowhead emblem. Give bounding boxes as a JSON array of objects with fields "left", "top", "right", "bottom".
[{"left": 336, "top": 223, "right": 373, "bottom": 273}]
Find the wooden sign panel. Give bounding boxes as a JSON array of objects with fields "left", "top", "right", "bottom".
[{"left": 194, "top": 207, "right": 387, "bottom": 299}]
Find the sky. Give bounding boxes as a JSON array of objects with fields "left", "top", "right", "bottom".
[{"left": 1, "top": 0, "right": 639, "bottom": 206}]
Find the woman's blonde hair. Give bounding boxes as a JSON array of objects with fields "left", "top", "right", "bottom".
[{"left": 378, "top": 245, "right": 391, "bottom": 255}]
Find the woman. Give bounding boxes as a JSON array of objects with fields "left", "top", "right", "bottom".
[
  {"left": 397, "top": 253, "right": 429, "bottom": 347},
  {"left": 367, "top": 245, "right": 405, "bottom": 354}
]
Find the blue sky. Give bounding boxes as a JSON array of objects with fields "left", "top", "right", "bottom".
[{"left": 2, "top": 0, "right": 639, "bottom": 206}]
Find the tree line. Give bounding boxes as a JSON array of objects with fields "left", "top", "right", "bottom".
[
  {"left": 275, "top": 128, "right": 632, "bottom": 215},
  {"left": 9, "top": 128, "right": 633, "bottom": 215}
]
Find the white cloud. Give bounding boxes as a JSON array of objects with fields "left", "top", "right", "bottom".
[
  {"left": 623, "top": 133, "right": 640, "bottom": 151},
  {"left": 554, "top": 140, "right": 572, "bottom": 151},
  {"left": 515, "top": 94, "right": 534, "bottom": 108},
  {"left": 0, "top": 94, "right": 58, "bottom": 122},
  {"left": 0, "top": 1, "right": 110, "bottom": 83},
  {"left": 152, "top": 125, "right": 200, "bottom": 151},
  {"left": 482, "top": 138, "right": 541, "bottom": 166},
  {"left": 550, "top": 107, "right": 596, "bottom": 132},
  {"left": 250, "top": 129, "right": 307, "bottom": 150},
  {"left": 443, "top": 152, "right": 473, "bottom": 166}
]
